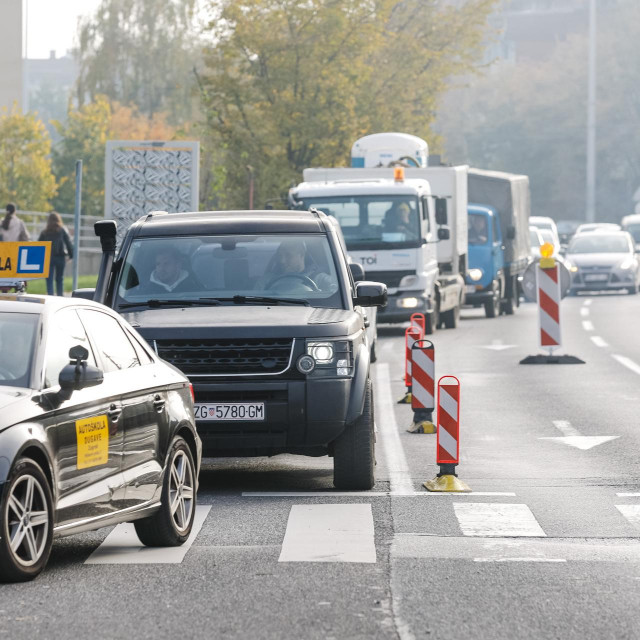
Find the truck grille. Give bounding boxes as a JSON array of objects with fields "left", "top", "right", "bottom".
[
  {"left": 155, "top": 338, "right": 294, "bottom": 376},
  {"left": 365, "top": 270, "right": 413, "bottom": 289}
]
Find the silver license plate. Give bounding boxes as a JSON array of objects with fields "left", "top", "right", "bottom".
[
  {"left": 465, "top": 285, "right": 476, "bottom": 294},
  {"left": 194, "top": 403, "right": 265, "bottom": 421},
  {"left": 584, "top": 274, "right": 608, "bottom": 282}
]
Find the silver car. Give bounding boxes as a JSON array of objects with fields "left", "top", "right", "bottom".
[{"left": 566, "top": 231, "right": 640, "bottom": 295}]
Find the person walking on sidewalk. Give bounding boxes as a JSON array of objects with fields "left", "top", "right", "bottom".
[
  {"left": 38, "top": 212, "right": 73, "bottom": 296},
  {"left": 0, "top": 203, "right": 30, "bottom": 242}
]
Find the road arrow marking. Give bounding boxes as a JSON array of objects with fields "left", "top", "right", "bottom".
[
  {"left": 480, "top": 341, "right": 516, "bottom": 351},
  {"left": 539, "top": 436, "right": 619, "bottom": 450},
  {"left": 538, "top": 420, "right": 619, "bottom": 450}
]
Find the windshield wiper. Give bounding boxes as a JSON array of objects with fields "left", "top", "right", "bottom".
[
  {"left": 118, "top": 298, "right": 221, "bottom": 309},
  {"left": 199, "top": 295, "right": 309, "bottom": 306}
]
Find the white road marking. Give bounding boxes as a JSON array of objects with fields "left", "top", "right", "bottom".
[
  {"left": 374, "top": 363, "right": 414, "bottom": 495},
  {"left": 85, "top": 505, "right": 211, "bottom": 564},
  {"left": 539, "top": 436, "right": 619, "bottom": 450},
  {"left": 580, "top": 307, "right": 590, "bottom": 317},
  {"left": 394, "top": 534, "right": 640, "bottom": 563},
  {"left": 617, "top": 493, "right": 640, "bottom": 497},
  {"left": 616, "top": 505, "right": 640, "bottom": 530},
  {"left": 612, "top": 354, "right": 640, "bottom": 377},
  {"left": 473, "top": 558, "right": 567, "bottom": 563},
  {"left": 480, "top": 341, "right": 516, "bottom": 351},
  {"left": 453, "top": 503, "right": 546, "bottom": 537},
  {"left": 242, "top": 491, "right": 516, "bottom": 497},
  {"left": 539, "top": 420, "right": 619, "bottom": 450},
  {"left": 590, "top": 336, "right": 608, "bottom": 348},
  {"left": 278, "top": 504, "right": 376, "bottom": 563},
  {"left": 582, "top": 320, "right": 594, "bottom": 331},
  {"left": 583, "top": 299, "right": 592, "bottom": 306}
]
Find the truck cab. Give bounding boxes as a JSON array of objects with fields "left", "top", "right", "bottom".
[{"left": 466, "top": 204, "right": 505, "bottom": 318}]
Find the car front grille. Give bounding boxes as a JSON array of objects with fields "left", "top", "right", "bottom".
[
  {"left": 155, "top": 338, "right": 294, "bottom": 376},
  {"left": 365, "top": 270, "right": 414, "bottom": 289}
]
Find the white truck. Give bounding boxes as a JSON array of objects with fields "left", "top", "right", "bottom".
[{"left": 289, "top": 133, "right": 468, "bottom": 332}]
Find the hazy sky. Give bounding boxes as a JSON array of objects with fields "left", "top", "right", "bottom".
[{"left": 24, "top": 0, "right": 103, "bottom": 58}]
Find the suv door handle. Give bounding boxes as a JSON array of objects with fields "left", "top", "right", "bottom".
[
  {"left": 108, "top": 403, "right": 122, "bottom": 422},
  {"left": 153, "top": 395, "right": 166, "bottom": 413}
]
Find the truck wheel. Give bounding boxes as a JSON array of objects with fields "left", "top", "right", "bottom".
[
  {"left": 484, "top": 295, "right": 499, "bottom": 318},
  {"left": 134, "top": 436, "right": 196, "bottom": 547},
  {"left": 333, "top": 380, "right": 375, "bottom": 490},
  {"left": 441, "top": 304, "right": 460, "bottom": 329},
  {"left": 502, "top": 277, "right": 518, "bottom": 315}
]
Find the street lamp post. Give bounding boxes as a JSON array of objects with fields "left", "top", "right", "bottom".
[{"left": 586, "top": 0, "right": 597, "bottom": 223}]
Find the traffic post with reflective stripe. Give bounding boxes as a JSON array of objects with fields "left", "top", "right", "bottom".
[
  {"left": 424, "top": 376, "right": 471, "bottom": 492},
  {"left": 407, "top": 339, "right": 436, "bottom": 433},
  {"left": 410, "top": 312, "right": 426, "bottom": 338},
  {"left": 398, "top": 326, "right": 422, "bottom": 404}
]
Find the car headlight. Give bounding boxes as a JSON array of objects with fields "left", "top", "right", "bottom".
[
  {"left": 305, "top": 340, "right": 353, "bottom": 377},
  {"left": 398, "top": 297, "right": 420, "bottom": 308},
  {"left": 468, "top": 268, "right": 483, "bottom": 281},
  {"left": 618, "top": 257, "right": 635, "bottom": 270}
]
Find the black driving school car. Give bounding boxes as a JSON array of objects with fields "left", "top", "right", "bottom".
[
  {"left": 0, "top": 295, "right": 201, "bottom": 582},
  {"left": 79, "top": 209, "right": 387, "bottom": 490}
]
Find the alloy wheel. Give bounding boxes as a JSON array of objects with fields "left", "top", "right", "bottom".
[
  {"left": 169, "top": 450, "right": 194, "bottom": 534},
  {"left": 6, "top": 475, "right": 49, "bottom": 567}
]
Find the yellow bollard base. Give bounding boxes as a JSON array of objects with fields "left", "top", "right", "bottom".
[
  {"left": 397, "top": 392, "right": 412, "bottom": 405},
  {"left": 407, "top": 420, "right": 436, "bottom": 434},
  {"left": 424, "top": 475, "right": 472, "bottom": 493}
]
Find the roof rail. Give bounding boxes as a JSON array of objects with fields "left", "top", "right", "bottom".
[{"left": 146, "top": 210, "right": 169, "bottom": 220}]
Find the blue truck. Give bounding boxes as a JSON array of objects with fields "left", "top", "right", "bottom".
[{"left": 465, "top": 169, "right": 531, "bottom": 318}]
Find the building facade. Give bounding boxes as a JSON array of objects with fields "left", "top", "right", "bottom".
[{"left": 0, "top": 0, "right": 23, "bottom": 112}]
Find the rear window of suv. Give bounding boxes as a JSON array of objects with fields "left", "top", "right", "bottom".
[{"left": 115, "top": 234, "right": 345, "bottom": 309}]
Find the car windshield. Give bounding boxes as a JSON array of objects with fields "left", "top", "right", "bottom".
[
  {"left": 624, "top": 224, "right": 640, "bottom": 242},
  {"left": 468, "top": 213, "right": 489, "bottom": 245},
  {"left": 568, "top": 234, "right": 631, "bottom": 254},
  {"left": 540, "top": 229, "right": 556, "bottom": 245},
  {"left": 530, "top": 229, "right": 542, "bottom": 247},
  {"left": 115, "top": 234, "right": 344, "bottom": 310},
  {"left": 0, "top": 312, "right": 39, "bottom": 388},
  {"left": 296, "top": 196, "right": 421, "bottom": 249}
]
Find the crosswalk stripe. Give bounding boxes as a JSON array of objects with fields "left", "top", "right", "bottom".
[
  {"left": 454, "top": 503, "right": 546, "bottom": 537},
  {"left": 616, "top": 505, "right": 640, "bottom": 530},
  {"left": 85, "top": 505, "right": 211, "bottom": 564},
  {"left": 278, "top": 504, "right": 376, "bottom": 563}
]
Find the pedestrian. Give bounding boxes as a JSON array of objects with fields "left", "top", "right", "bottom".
[
  {"left": 38, "top": 212, "right": 73, "bottom": 296},
  {"left": 0, "top": 203, "right": 30, "bottom": 242}
]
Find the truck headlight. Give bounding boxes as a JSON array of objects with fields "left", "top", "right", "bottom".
[
  {"left": 468, "top": 268, "right": 483, "bottom": 281},
  {"left": 398, "top": 297, "right": 419, "bottom": 308},
  {"left": 306, "top": 340, "right": 353, "bottom": 377}
]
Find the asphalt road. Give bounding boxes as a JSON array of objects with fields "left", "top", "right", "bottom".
[{"left": 3, "top": 292, "right": 640, "bottom": 639}]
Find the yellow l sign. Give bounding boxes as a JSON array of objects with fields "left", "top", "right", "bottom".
[{"left": 0, "top": 242, "right": 51, "bottom": 278}]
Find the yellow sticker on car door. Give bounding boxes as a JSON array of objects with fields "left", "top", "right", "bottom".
[{"left": 76, "top": 415, "right": 109, "bottom": 469}]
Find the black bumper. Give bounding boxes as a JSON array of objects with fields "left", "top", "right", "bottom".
[{"left": 193, "top": 378, "right": 353, "bottom": 456}]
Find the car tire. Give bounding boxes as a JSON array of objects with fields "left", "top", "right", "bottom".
[
  {"left": 333, "top": 380, "right": 375, "bottom": 490},
  {"left": 134, "top": 436, "right": 196, "bottom": 547},
  {"left": 0, "top": 458, "right": 53, "bottom": 583},
  {"left": 627, "top": 285, "right": 638, "bottom": 295},
  {"left": 370, "top": 340, "right": 377, "bottom": 363},
  {"left": 441, "top": 304, "right": 460, "bottom": 329}
]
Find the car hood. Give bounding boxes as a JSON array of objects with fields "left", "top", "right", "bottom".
[
  {"left": 567, "top": 253, "right": 630, "bottom": 268},
  {"left": 121, "top": 305, "right": 362, "bottom": 340},
  {"left": 0, "top": 387, "right": 36, "bottom": 431}
]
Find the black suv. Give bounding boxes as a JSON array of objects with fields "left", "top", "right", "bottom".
[{"left": 80, "top": 210, "right": 386, "bottom": 489}]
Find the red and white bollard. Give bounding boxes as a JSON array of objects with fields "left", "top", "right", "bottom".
[
  {"left": 410, "top": 312, "right": 426, "bottom": 337},
  {"left": 398, "top": 325, "right": 422, "bottom": 404},
  {"left": 407, "top": 339, "right": 436, "bottom": 433},
  {"left": 537, "top": 262, "right": 561, "bottom": 353},
  {"left": 424, "top": 376, "right": 471, "bottom": 492}
]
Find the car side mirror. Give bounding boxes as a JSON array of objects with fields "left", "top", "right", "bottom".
[
  {"left": 72, "top": 288, "right": 96, "bottom": 300},
  {"left": 437, "top": 227, "right": 450, "bottom": 241},
  {"left": 354, "top": 281, "right": 387, "bottom": 308},
  {"left": 507, "top": 226, "right": 516, "bottom": 240},
  {"left": 435, "top": 198, "right": 448, "bottom": 225},
  {"left": 59, "top": 345, "right": 103, "bottom": 398},
  {"left": 349, "top": 262, "right": 365, "bottom": 282}
]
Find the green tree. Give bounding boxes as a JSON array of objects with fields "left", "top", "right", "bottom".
[
  {"left": 0, "top": 106, "right": 57, "bottom": 211},
  {"left": 75, "top": 0, "right": 200, "bottom": 124},
  {"left": 199, "top": 0, "right": 495, "bottom": 208}
]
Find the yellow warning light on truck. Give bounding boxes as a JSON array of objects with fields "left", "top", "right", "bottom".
[{"left": 393, "top": 167, "right": 405, "bottom": 182}]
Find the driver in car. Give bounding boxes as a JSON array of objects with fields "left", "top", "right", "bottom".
[
  {"left": 259, "top": 240, "right": 332, "bottom": 291},
  {"left": 0, "top": 323, "right": 31, "bottom": 382}
]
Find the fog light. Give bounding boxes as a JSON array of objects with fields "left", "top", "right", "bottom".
[
  {"left": 297, "top": 354, "right": 315, "bottom": 374},
  {"left": 398, "top": 297, "right": 419, "bottom": 309},
  {"left": 468, "top": 268, "right": 483, "bottom": 281}
]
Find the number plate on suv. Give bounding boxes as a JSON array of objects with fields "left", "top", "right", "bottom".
[{"left": 194, "top": 403, "right": 265, "bottom": 421}]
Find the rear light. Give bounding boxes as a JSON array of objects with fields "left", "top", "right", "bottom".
[{"left": 189, "top": 383, "right": 195, "bottom": 402}]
